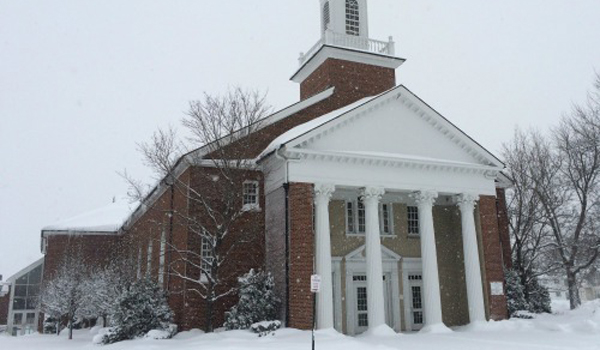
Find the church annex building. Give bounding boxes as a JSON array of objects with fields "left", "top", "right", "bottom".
[{"left": 32, "top": 0, "right": 512, "bottom": 336}]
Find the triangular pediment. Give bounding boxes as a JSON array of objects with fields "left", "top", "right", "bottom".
[
  {"left": 283, "top": 86, "right": 503, "bottom": 169},
  {"left": 345, "top": 245, "right": 401, "bottom": 262}
]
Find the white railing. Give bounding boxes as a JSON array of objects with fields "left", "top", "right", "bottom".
[{"left": 299, "top": 30, "right": 395, "bottom": 66}]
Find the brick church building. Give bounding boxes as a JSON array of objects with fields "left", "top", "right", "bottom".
[{"left": 41, "top": 0, "right": 511, "bottom": 335}]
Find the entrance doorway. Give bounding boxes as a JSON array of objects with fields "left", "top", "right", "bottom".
[{"left": 351, "top": 274, "right": 392, "bottom": 334}]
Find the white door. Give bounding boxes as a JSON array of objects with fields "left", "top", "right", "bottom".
[
  {"left": 352, "top": 274, "right": 392, "bottom": 334},
  {"left": 408, "top": 274, "right": 424, "bottom": 331}
]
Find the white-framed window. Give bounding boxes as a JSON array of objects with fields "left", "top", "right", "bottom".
[
  {"left": 323, "top": 1, "right": 331, "bottom": 32},
  {"left": 146, "top": 240, "right": 153, "bottom": 276},
  {"left": 380, "top": 203, "right": 393, "bottom": 235},
  {"left": 407, "top": 206, "right": 419, "bottom": 235},
  {"left": 345, "top": 199, "right": 393, "bottom": 236},
  {"left": 158, "top": 226, "right": 166, "bottom": 286},
  {"left": 345, "top": 0, "right": 360, "bottom": 36},
  {"left": 242, "top": 180, "right": 260, "bottom": 211},
  {"left": 201, "top": 235, "right": 214, "bottom": 276},
  {"left": 137, "top": 246, "right": 142, "bottom": 279}
]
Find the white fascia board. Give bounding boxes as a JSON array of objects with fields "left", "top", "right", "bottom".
[
  {"left": 41, "top": 230, "right": 120, "bottom": 237},
  {"left": 291, "top": 45, "right": 405, "bottom": 83}
]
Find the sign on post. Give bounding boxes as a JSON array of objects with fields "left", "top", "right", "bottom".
[{"left": 311, "top": 274, "right": 321, "bottom": 293}]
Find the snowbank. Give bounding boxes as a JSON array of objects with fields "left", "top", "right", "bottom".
[{"left": 3, "top": 301, "right": 600, "bottom": 350}]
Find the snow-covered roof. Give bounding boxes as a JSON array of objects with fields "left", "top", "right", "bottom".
[
  {"left": 42, "top": 201, "right": 138, "bottom": 234},
  {"left": 258, "top": 96, "right": 376, "bottom": 159}
]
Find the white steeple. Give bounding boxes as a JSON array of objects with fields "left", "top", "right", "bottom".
[{"left": 320, "top": 0, "right": 369, "bottom": 39}]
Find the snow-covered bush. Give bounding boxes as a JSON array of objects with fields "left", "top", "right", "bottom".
[
  {"left": 250, "top": 320, "right": 281, "bottom": 337},
  {"left": 224, "top": 269, "right": 280, "bottom": 330},
  {"left": 99, "top": 277, "right": 174, "bottom": 345},
  {"left": 527, "top": 277, "right": 552, "bottom": 314},
  {"left": 505, "top": 268, "right": 529, "bottom": 317}
]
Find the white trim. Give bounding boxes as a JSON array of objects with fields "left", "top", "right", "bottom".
[
  {"left": 344, "top": 199, "right": 395, "bottom": 237},
  {"left": 6, "top": 258, "right": 44, "bottom": 336},
  {"left": 342, "top": 245, "right": 401, "bottom": 334},
  {"left": 332, "top": 257, "right": 343, "bottom": 332},
  {"left": 401, "top": 257, "right": 423, "bottom": 331},
  {"left": 291, "top": 45, "right": 404, "bottom": 84},
  {"left": 242, "top": 180, "right": 261, "bottom": 211}
]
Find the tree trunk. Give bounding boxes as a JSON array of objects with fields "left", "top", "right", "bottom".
[
  {"left": 68, "top": 319, "right": 73, "bottom": 340},
  {"left": 566, "top": 268, "right": 581, "bottom": 310},
  {"left": 206, "top": 296, "right": 213, "bottom": 333}
]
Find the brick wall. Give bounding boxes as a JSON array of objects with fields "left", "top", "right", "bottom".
[
  {"left": 479, "top": 195, "right": 509, "bottom": 320},
  {"left": 300, "top": 58, "right": 396, "bottom": 102},
  {"left": 0, "top": 287, "right": 10, "bottom": 325},
  {"left": 43, "top": 234, "right": 119, "bottom": 280},
  {"left": 495, "top": 188, "right": 512, "bottom": 270},
  {"left": 287, "top": 182, "right": 314, "bottom": 330}
]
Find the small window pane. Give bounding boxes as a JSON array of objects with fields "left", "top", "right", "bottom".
[
  {"left": 13, "top": 313, "right": 23, "bottom": 325},
  {"left": 407, "top": 206, "right": 419, "bottom": 235},
  {"left": 28, "top": 266, "right": 42, "bottom": 284},
  {"left": 16, "top": 275, "right": 28, "bottom": 285},
  {"left": 13, "top": 297, "right": 25, "bottom": 310},
  {"left": 26, "top": 297, "right": 38, "bottom": 310},
  {"left": 27, "top": 285, "right": 40, "bottom": 298},
  {"left": 346, "top": 202, "right": 355, "bottom": 233},
  {"left": 345, "top": 0, "right": 360, "bottom": 36},
  {"left": 201, "top": 235, "right": 214, "bottom": 274},
  {"left": 14, "top": 285, "right": 27, "bottom": 297},
  {"left": 357, "top": 201, "right": 365, "bottom": 233},
  {"left": 358, "top": 313, "right": 368, "bottom": 327},
  {"left": 243, "top": 182, "right": 259, "bottom": 206},
  {"left": 381, "top": 203, "right": 392, "bottom": 234},
  {"left": 356, "top": 287, "right": 367, "bottom": 311}
]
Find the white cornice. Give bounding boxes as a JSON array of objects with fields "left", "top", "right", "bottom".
[
  {"left": 291, "top": 45, "right": 405, "bottom": 84},
  {"left": 283, "top": 148, "right": 502, "bottom": 178}
]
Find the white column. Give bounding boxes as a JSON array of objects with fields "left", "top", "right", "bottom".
[
  {"left": 314, "top": 183, "right": 335, "bottom": 329},
  {"left": 457, "top": 193, "right": 486, "bottom": 323},
  {"left": 362, "top": 186, "right": 386, "bottom": 329},
  {"left": 411, "top": 190, "right": 444, "bottom": 328}
]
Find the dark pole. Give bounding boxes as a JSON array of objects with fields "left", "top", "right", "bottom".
[{"left": 312, "top": 292, "right": 316, "bottom": 350}]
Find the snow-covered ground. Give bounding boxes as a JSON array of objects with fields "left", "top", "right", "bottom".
[{"left": 3, "top": 301, "right": 600, "bottom": 350}]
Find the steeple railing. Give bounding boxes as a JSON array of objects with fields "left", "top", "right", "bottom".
[{"left": 299, "top": 29, "right": 395, "bottom": 66}]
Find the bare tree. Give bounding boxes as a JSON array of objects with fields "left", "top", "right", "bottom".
[
  {"left": 128, "top": 87, "right": 271, "bottom": 332},
  {"left": 502, "top": 129, "right": 554, "bottom": 300},
  {"left": 504, "top": 73, "right": 600, "bottom": 309}
]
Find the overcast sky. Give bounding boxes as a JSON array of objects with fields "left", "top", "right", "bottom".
[{"left": 1, "top": 0, "right": 599, "bottom": 279}]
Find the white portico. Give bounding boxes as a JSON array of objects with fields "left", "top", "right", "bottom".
[{"left": 259, "top": 85, "right": 504, "bottom": 333}]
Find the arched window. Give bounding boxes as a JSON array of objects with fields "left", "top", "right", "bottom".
[
  {"left": 345, "top": 0, "right": 360, "bottom": 36},
  {"left": 323, "top": 1, "right": 331, "bottom": 33}
]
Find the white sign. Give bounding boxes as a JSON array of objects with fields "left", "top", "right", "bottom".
[
  {"left": 311, "top": 274, "right": 321, "bottom": 293},
  {"left": 490, "top": 282, "right": 504, "bottom": 296}
]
